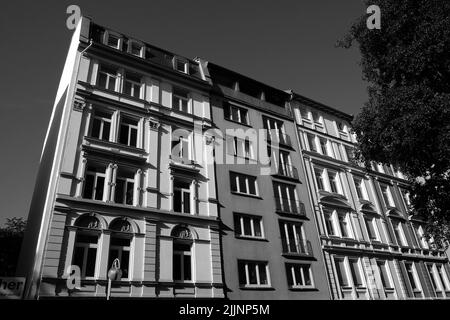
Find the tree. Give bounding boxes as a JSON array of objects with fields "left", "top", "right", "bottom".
[
  {"left": 0, "top": 217, "right": 27, "bottom": 276},
  {"left": 339, "top": 0, "right": 450, "bottom": 246}
]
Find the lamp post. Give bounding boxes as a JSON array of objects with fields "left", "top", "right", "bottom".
[{"left": 106, "top": 258, "right": 122, "bottom": 300}]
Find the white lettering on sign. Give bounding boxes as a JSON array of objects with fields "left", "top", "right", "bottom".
[{"left": 0, "top": 277, "right": 26, "bottom": 299}]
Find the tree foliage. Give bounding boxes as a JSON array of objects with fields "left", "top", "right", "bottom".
[
  {"left": 339, "top": 0, "right": 450, "bottom": 246},
  {"left": 0, "top": 217, "right": 27, "bottom": 276}
]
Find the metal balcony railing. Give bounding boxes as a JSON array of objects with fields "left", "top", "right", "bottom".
[
  {"left": 275, "top": 197, "right": 306, "bottom": 216},
  {"left": 282, "top": 239, "right": 313, "bottom": 256},
  {"left": 276, "top": 164, "right": 299, "bottom": 180}
]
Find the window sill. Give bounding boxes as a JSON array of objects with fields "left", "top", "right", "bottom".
[
  {"left": 230, "top": 191, "right": 262, "bottom": 200},
  {"left": 239, "top": 285, "right": 274, "bottom": 291},
  {"left": 224, "top": 117, "right": 252, "bottom": 128},
  {"left": 288, "top": 286, "right": 318, "bottom": 292},
  {"left": 235, "top": 235, "right": 268, "bottom": 242}
]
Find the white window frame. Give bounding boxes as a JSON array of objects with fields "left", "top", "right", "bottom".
[
  {"left": 381, "top": 184, "right": 395, "bottom": 207},
  {"left": 405, "top": 262, "right": 422, "bottom": 293},
  {"left": 437, "top": 264, "right": 450, "bottom": 292},
  {"left": 337, "top": 212, "right": 353, "bottom": 239},
  {"left": 83, "top": 168, "right": 107, "bottom": 201},
  {"left": 364, "top": 216, "right": 380, "bottom": 242},
  {"left": 287, "top": 264, "right": 315, "bottom": 289},
  {"left": 392, "top": 220, "right": 407, "bottom": 246},
  {"left": 173, "top": 183, "right": 191, "bottom": 214},
  {"left": 123, "top": 73, "right": 143, "bottom": 99},
  {"left": 73, "top": 233, "right": 99, "bottom": 279},
  {"left": 415, "top": 224, "right": 429, "bottom": 249},
  {"left": 326, "top": 170, "right": 343, "bottom": 195},
  {"left": 114, "top": 176, "right": 135, "bottom": 205},
  {"left": 172, "top": 87, "right": 191, "bottom": 113},
  {"left": 348, "top": 257, "right": 366, "bottom": 289},
  {"left": 173, "top": 57, "right": 189, "bottom": 74},
  {"left": 226, "top": 104, "right": 249, "bottom": 125},
  {"left": 127, "top": 39, "right": 145, "bottom": 58},
  {"left": 376, "top": 260, "right": 394, "bottom": 290},
  {"left": 354, "top": 177, "right": 369, "bottom": 201},
  {"left": 103, "top": 30, "right": 123, "bottom": 50},
  {"left": 234, "top": 214, "right": 264, "bottom": 239},
  {"left": 90, "top": 111, "right": 113, "bottom": 141},
  {"left": 109, "top": 236, "right": 132, "bottom": 280},
  {"left": 239, "top": 261, "right": 271, "bottom": 288},
  {"left": 119, "top": 116, "right": 139, "bottom": 147},
  {"left": 280, "top": 221, "right": 306, "bottom": 254},
  {"left": 173, "top": 242, "right": 192, "bottom": 282},
  {"left": 97, "top": 65, "right": 120, "bottom": 92},
  {"left": 231, "top": 173, "right": 258, "bottom": 196}
]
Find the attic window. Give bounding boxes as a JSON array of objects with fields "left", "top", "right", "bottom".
[
  {"left": 174, "top": 58, "right": 188, "bottom": 74},
  {"left": 104, "top": 31, "right": 122, "bottom": 50},
  {"left": 128, "top": 41, "right": 144, "bottom": 57}
]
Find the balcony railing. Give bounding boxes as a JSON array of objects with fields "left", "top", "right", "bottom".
[
  {"left": 275, "top": 197, "right": 306, "bottom": 216},
  {"left": 276, "top": 164, "right": 299, "bottom": 180},
  {"left": 267, "top": 131, "right": 292, "bottom": 147},
  {"left": 282, "top": 239, "right": 313, "bottom": 256}
]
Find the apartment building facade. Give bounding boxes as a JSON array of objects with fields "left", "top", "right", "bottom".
[
  {"left": 19, "top": 17, "right": 450, "bottom": 300},
  {"left": 207, "top": 64, "right": 330, "bottom": 299},
  {"left": 289, "top": 94, "right": 450, "bottom": 299},
  {"left": 18, "top": 17, "right": 224, "bottom": 299}
]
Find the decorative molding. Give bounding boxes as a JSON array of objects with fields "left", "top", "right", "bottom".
[{"left": 73, "top": 99, "right": 87, "bottom": 112}]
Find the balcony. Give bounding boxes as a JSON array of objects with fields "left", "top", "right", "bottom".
[
  {"left": 282, "top": 239, "right": 313, "bottom": 257},
  {"left": 274, "top": 164, "right": 299, "bottom": 181},
  {"left": 267, "top": 131, "right": 292, "bottom": 148},
  {"left": 275, "top": 197, "right": 306, "bottom": 217}
]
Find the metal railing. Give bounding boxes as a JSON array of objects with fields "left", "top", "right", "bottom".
[
  {"left": 282, "top": 239, "right": 313, "bottom": 256},
  {"left": 277, "top": 164, "right": 299, "bottom": 180},
  {"left": 275, "top": 197, "right": 306, "bottom": 216}
]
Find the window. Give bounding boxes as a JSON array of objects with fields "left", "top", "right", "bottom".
[
  {"left": 234, "top": 214, "right": 264, "bottom": 239},
  {"left": 311, "top": 111, "right": 321, "bottom": 124},
  {"left": 83, "top": 164, "right": 107, "bottom": 201},
  {"left": 276, "top": 150, "right": 296, "bottom": 178},
  {"left": 338, "top": 213, "right": 351, "bottom": 238},
  {"left": 173, "top": 180, "right": 191, "bottom": 214},
  {"left": 324, "top": 211, "right": 337, "bottom": 236},
  {"left": 364, "top": 217, "right": 379, "bottom": 241},
  {"left": 337, "top": 121, "right": 347, "bottom": 132},
  {"left": 334, "top": 258, "right": 350, "bottom": 287},
  {"left": 173, "top": 242, "right": 192, "bottom": 281},
  {"left": 307, "top": 134, "right": 317, "bottom": 152},
  {"left": 377, "top": 260, "right": 393, "bottom": 289},
  {"left": 405, "top": 262, "right": 421, "bottom": 291},
  {"left": 401, "top": 189, "right": 411, "bottom": 208},
  {"left": 106, "top": 33, "right": 121, "bottom": 49},
  {"left": 108, "top": 236, "right": 131, "bottom": 279},
  {"left": 123, "top": 72, "right": 142, "bottom": 98},
  {"left": 263, "top": 116, "right": 289, "bottom": 146},
  {"left": 392, "top": 220, "right": 407, "bottom": 246},
  {"left": 414, "top": 224, "right": 428, "bottom": 249},
  {"left": 328, "top": 171, "right": 342, "bottom": 195},
  {"left": 238, "top": 261, "right": 270, "bottom": 287},
  {"left": 73, "top": 233, "right": 99, "bottom": 278},
  {"left": 273, "top": 182, "right": 301, "bottom": 214},
  {"left": 224, "top": 104, "right": 249, "bottom": 125},
  {"left": 299, "top": 107, "right": 309, "bottom": 121},
  {"left": 354, "top": 177, "right": 368, "bottom": 200},
  {"left": 349, "top": 258, "right": 365, "bottom": 288},
  {"left": 314, "top": 168, "right": 325, "bottom": 191},
  {"left": 381, "top": 184, "right": 395, "bottom": 207},
  {"left": 228, "top": 137, "right": 254, "bottom": 159},
  {"left": 230, "top": 172, "right": 258, "bottom": 196},
  {"left": 114, "top": 169, "right": 135, "bottom": 205},
  {"left": 90, "top": 110, "right": 112, "bottom": 141},
  {"left": 128, "top": 41, "right": 143, "bottom": 57},
  {"left": 174, "top": 58, "right": 188, "bottom": 74},
  {"left": 319, "top": 138, "right": 329, "bottom": 156},
  {"left": 280, "top": 221, "right": 307, "bottom": 254},
  {"left": 172, "top": 133, "right": 191, "bottom": 160},
  {"left": 427, "top": 264, "right": 441, "bottom": 293},
  {"left": 437, "top": 265, "right": 450, "bottom": 291},
  {"left": 172, "top": 87, "right": 190, "bottom": 113},
  {"left": 118, "top": 116, "right": 139, "bottom": 147},
  {"left": 376, "top": 163, "right": 385, "bottom": 174},
  {"left": 98, "top": 65, "right": 119, "bottom": 91},
  {"left": 286, "top": 264, "right": 314, "bottom": 288},
  {"left": 344, "top": 146, "right": 354, "bottom": 162}
]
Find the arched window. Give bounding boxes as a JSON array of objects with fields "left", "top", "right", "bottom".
[
  {"left": 171, "top": 226, "right": 193, "bottom": 282},
  {"left": 73, "top": 215, "right": 101, "bottom": 278},
  {"left": 108, "top": 219, "right": 133, "bottom": 279}
]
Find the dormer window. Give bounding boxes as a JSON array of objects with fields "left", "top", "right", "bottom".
[
  {"left": 104, "top": 31, "right": 122, "bottom": 50},
  {"left": 128, "top": 40, "right": 144, "bottom": 58},
  {"left": 174, "top": 57, "right": 189, "bottom": 74}
]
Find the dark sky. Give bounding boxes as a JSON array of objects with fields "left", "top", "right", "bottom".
[{"left": 0, "top": 0, "right": 368, "bottom": 225}]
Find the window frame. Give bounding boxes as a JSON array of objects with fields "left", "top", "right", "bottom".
[
  {"left": 224, "top": 104, "right": 250, "bottom": 125},
  {"left": 238, "top": 260, "right": 271, "bottom": 288},
  {"left": 234, "top": 213, "right": 265, "bottom": 239},
  {"left": 286, "top": 263, "right": 315, "bottom": 289},
  {"left": 230, "top": 172, "right": 259, "bottom": 197},
  {"left": 173, "top": 241, "right": 193, "bottom": 282}
]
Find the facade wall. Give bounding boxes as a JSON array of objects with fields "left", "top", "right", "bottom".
[{"left": 290, "top": 98, "right": 450, "bottom": 300}]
